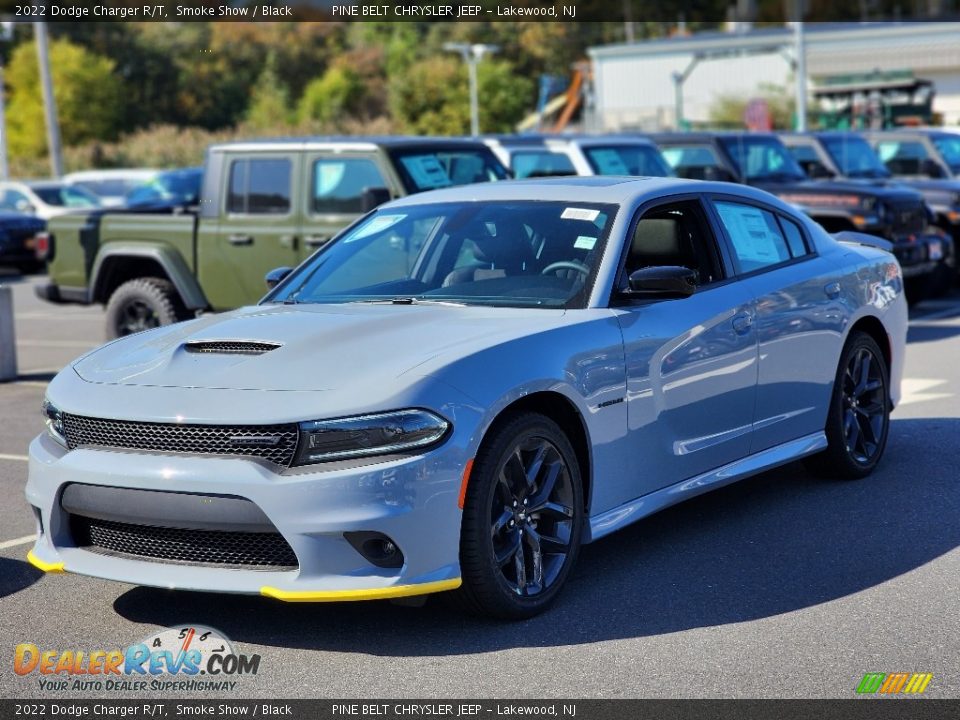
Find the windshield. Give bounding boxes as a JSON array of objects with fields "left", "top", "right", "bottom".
[
  {"left": 932, "top": 135, "right": 960, "bottom": 173},
  {"left": 582, "top": 145, "right": 674, "bottom": 177},
  {"left": 719, "top": 137, "right": 806, "bottom": 182},
  {"left": 73, "top": 178, "right": 147, "bottom": 198},
  {"left": 510, "top": 150, "right": 577, "bottom": 179},
  {"left": 125, "top": 168, "right": 203, "bottom": 206},
  {"left": 821, "top": 136, "right": 890, "bottom": 178},
  {"left": 32, "top": 185, "right": 102, "bottom": 208},
  {"left": 269, "top": 200, "right": 616, "bottom": 309},
  {"left": 388, "top": 148, "right": 508, "bottom": 193}
]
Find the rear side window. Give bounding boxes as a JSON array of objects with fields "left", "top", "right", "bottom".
[
  {"left": 778, "top": 216, "right": 809, "bottom": 258},
  {"left": 714, "top": 201, "right": 796, "bottom": 273},
  {"left": 227, "top": 158, "right": 291, "bottom": 214},
  {"left": 312, "top": 158, "right": 387, "bottom": 214}
]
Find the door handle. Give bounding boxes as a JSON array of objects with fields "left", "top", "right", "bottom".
[
  {"left": 732, "top": 313, "right": 754, "bottom": 335},
  {"left": 305, "top": 234, "right": 330, "bottom": 248},
  {"left": 228, "top": 234, "right": 253, "bottom": 246},
  {"left": 824, "top": 281, "right": 841, "bottom": 299}
]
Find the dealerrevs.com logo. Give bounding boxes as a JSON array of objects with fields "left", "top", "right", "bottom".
[
  {"left": 856, "top": 672, "right": 933, "bottom": 695},
  {"left": 14, "top": 625, "right": 261, "bottom": 693}
]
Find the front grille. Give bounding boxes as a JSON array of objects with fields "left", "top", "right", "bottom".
[
  {"left": 184, "top": 341, "right": 281, "bottom": 355},
  {"left": 62, "top": 414, "right": 299, "bottom": 467},
  {"left": 70, "top": 515, "right": 298, "bottom": 570},
  {"left": 888, "top": 200, "right": 926, "bottom": 236}
]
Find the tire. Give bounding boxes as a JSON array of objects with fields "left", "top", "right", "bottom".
[
  {"left": 929, "top": 262, "right": 953, "bottom": 298},
  {"left": 104, "top": 277, "right": 189, "bottom": 339},
  {"left": 904, "top": 276, "right": 929, "bottom": 307},
  {"left": 455, "top": 412, "right": 584, "bottom": 620},
  {"left": 806, "top": 331, "right": 890, "bottom": 480}
]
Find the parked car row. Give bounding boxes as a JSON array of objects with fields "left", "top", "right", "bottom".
[
  {"left": 25, "top": 129, "right": 960, "bottom": 338},
  {"left": 484, "top": 130, "right": 958, "bottom": 303}
]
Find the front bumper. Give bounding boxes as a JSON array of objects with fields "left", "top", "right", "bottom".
[{"left": 25, "top": 432, "right": 468, "bottom": 601}]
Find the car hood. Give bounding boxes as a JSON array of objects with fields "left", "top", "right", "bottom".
[
  {"left": 73, "top": 303, "right": 567, "bottom": 391},
  {"left": 754, "top": 179, "right": 922, "bottom": 203}
]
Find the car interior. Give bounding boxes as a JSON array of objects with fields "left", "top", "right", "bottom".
[{"left": 624, "top": 203, "right": 724, "bottom": 288}]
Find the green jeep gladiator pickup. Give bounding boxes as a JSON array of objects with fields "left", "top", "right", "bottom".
[{"left": 37, "top": 137, "right": 509, "bottom": 338}]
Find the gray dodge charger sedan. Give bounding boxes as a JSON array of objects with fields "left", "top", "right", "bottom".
[{"left": 27, "top": 177, "right": 907, "bottom": 619}]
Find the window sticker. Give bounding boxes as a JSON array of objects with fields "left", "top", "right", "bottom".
[
  {"left": 718, "top": 204, "right": 782, "bottom": 263},
  {"left": 399, "top": 155, "right": 453, "bottom": 190},
  {"left": 346, "top": 214, "right": 407, "bottom": 242},
  {"left": 574, "top": 235, "right": 597, "bottom": 250},
  {"left": 561, "top": 207, "right": 600, "bottom": 221}
]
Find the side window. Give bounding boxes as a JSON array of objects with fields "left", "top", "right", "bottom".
[
  {"left": 778, "top": 216, "right": 809, "bottom": 258},
  {"left": 312, "top": 158, "right": 387, "bottom": 214},
  {"left": 227, "top": 158, "right": 291, "bottom": 215},
  {"left": 625, "top": 200, "right": 724, "bottom": 287},
  {"left": 875, "top": 141, "right": 928, "bottom": 175},
  {"left": 0, "top": 189, "right": 25, "bottom": 210},
  {"left": 714, "top": 201, "right": 792, "bottom": 273}
]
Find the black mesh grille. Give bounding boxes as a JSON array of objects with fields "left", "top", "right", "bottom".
[
  {"left": 888, "top": 200, "right": 926, "bottom": 236},
  {"left": 70, "top": 515, "right": 298, "bottom": 570},
  {"left": 184, "top": 341, "right": 281, "bottom": 355},
  {"left": 62, "top": 414, "right": 299, "bottom": 467}
]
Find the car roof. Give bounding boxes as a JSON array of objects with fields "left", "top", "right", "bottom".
[
  {"left": 651, "top": 132, "right": 781, "bottom": 144},
  {"left": 383, "top": 176, "right": 794, "bottom": 211},
  {"left": 485, "top": 134, "right": 657, "bottom": 149},
  {"left": 63, "top": 169, "right": 158, "bottom": 180},
  {"left": 208, "top": 136, "right": 494, "bottom": 152}
]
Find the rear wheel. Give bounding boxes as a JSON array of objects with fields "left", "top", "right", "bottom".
[
  {"left": 104, "top": 278, "right": 189, "bottom": 339},
  {"left": 455, "top": 412, "right": 583, "bottom": 620},
  {"left": 806, "top": 331, "right": 890, "bottom": 479}
]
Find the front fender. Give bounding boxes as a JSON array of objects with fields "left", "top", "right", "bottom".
[{"left": 91, "top": 244, "right": 208, "bottom": 310}]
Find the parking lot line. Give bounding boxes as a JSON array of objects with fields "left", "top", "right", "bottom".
[
  {"left": 0, "top": 534, "right": 36, "bottom": 550},
  {"left": 0, "top": 453, "right": 29, "bottom": 462}
]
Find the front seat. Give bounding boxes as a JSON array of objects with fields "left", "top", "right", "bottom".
[
  {"left": 443, "top": 221, "right": 534, "bottom": 287},
  {"left": 628, "top": 217, "right": 698, "bottom": 277}
]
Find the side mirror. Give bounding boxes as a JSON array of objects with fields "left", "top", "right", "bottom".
[
  {"left": 265, "top": 266, "right": 293, "bottom": 290},
  {"left": 624, "top": 266, "right": 697, "bottom": 298},
  {"left": 921, "top": 158, "right": 945, "bottom": 179},
  {"left": 15, "top": 199, "right": 35, "bottom": 214},
  {"left": 360, "top": 187, "right": 391, "bottom": 213}
]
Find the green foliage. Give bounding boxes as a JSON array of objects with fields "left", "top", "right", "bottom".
[
  {"left": 297, "top": 67, "right": 363, "bottom": 128},
  {"left": 244, "top": 57, "right": 293, "bottom": 131},
  {"left": 6, "top": 38, "right": 124, "bottom": 160},
  {"left": 389, "top": 56, "right": 534, "bottom": 136}
]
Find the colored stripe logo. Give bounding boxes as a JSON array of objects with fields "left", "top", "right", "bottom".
[{"left": 857, "top": 673, "right": 933, "bottom": 694}]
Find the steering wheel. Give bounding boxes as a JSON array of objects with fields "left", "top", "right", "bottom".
[{"left": 541, "top": 260, "right": 590, "bottom": 278}]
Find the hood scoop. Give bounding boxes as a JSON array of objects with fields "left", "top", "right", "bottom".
[{"left": 183, "top": 340, "right": 282, "bottom": 356}]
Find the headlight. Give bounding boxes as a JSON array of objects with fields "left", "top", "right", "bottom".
[
  {"left": 41, "top": 398, "right": 67, "bottom": 448},
  {"left": 293, "top": 409, "right": 449, "bottom": 465}
]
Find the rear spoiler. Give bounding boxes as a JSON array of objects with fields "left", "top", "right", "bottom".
[{"left": 832, "top": 231, "right": 894, "bottom": 254}]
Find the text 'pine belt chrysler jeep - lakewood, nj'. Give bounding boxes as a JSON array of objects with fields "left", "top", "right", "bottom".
[{"left": 36, "top": 137, "right": 510, "bottom": 338}]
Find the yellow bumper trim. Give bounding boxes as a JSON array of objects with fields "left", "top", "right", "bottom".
[
  {"left": 260, "top": 577, "right": 461, "bottom": 603},
  {"left": 27, "top": 549, "right": 65, "bottom": 574}
]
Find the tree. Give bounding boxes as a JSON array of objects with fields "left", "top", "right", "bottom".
[
  {"left": 298, "top": 66, "right": 363, "bottom": 128},
  {"left": 244, "top": 56, "right": 292, "bottom": 131},
  {"left": 6, "top": 38, "right": 124, "bottom": 160},
  {"left": 389, "top": 56, "right": 534, "bottom": 136}
]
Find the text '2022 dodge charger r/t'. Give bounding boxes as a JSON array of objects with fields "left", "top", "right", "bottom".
[{"left": 27, "top": 177, "right": 906, "bottom": 619}]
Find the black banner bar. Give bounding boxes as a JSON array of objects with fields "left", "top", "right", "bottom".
[
  {"left": 0, "top": 0, "right": 958, "bottom": 23},
  {"left": 3, "top": 700, "right": 960, "bottom": 720}
]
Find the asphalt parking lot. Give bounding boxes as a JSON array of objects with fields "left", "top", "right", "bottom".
[{"left": 1, "top": 271, "right": 959, "bottom": 699}]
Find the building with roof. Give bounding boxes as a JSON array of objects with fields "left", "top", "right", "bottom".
[{"left": 587, "top": 23, "right": 960, "bottom": 131}]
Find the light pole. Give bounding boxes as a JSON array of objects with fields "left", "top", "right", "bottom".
[
  {"left": 443, "top": 42, "right": 499, "bottom": 137},
  {"left": 35, "top": 21, "right": 63, "bottom": 178},
  {"left": 0, "top": 21, "right": 14, "bottom": 180}
]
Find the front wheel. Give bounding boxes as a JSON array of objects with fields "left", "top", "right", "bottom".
[
  {"left": 807, "top": 331, "right": 890, "bottom": 479},
  {"left": 456, "top": 412, "right": 584, "bottom": 620},
  {"left": 104, "top": 277, "right": 189, "bottom": 339}
]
